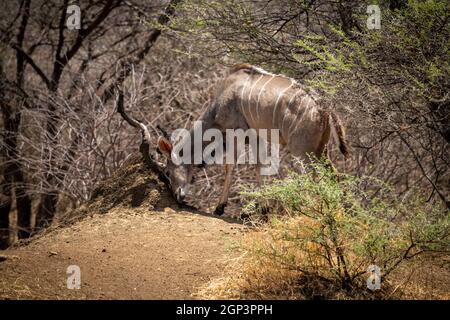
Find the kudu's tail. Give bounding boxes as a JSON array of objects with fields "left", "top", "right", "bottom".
[{"left": 329, "top": 112, "right": 350, "bottom": 158}]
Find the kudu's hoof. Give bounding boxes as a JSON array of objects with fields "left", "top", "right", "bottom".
[{"left": 213, "top": 204, "right": 226, "bottom": 216}]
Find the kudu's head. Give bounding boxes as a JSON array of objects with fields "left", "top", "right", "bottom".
[{"left": 157, "top": 136, "right": 193, "bottom": 203}]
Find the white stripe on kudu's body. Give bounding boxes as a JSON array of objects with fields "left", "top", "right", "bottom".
[
  {"left": 157, "top": 64, "right": 350, "bottom": 216},
  {"left": 240, "top": 74, "right": 251, "bottom": 112},
  {"left": 281, "top": 88, "right": 304, "bottom": 135},
  {"left": 287, "top": 94, "right": 308, "bottom": 137},
  {"left": 247, "top": 74, "right": 265, "bottom": 125},
  {"left": 257, "top": 75, "right": 275, "bottom": 122},
  {"left": 273, "top": 80, "right": 294, "bottom": 128}
]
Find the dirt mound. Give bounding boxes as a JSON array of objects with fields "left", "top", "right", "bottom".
[
  {"left": 0, "top": 208, "right": 244, "bottom": 299},
  {"left": 89, "top": 154, "right": 172, "bottom": 211},
  {"left": 54, "top": 154, "right": 183, "bottom": 229}
]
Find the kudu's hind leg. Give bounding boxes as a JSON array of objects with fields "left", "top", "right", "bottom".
[{"left": 214, "top": 163, "right": 235, "bottom": 216}]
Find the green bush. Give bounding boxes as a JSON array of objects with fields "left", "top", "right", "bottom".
[{"left": 240, "top": 162, "right": 449, "bottom": 289}]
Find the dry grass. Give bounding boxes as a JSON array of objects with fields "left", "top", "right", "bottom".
[
  {"left": 388, "top": 254, "right": 450, "bottom": 300},
  {"left": 195, "top": 217, "right": 450, "bottom": 300}
]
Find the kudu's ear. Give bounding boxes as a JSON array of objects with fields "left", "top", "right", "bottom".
[{"left": 157, "top": 136, "right": 172, "bottom": 158}]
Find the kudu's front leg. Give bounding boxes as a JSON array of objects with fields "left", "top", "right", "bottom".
[{"left": 213, "top": 163, "right": 235, "bottom": 216}]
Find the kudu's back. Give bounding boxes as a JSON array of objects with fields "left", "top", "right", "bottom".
[{"left": 210, "top": 64, "right": 347, "bottom": 160}]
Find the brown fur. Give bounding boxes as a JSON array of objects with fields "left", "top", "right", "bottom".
[
  {"left": 228, "top": 63, "right": 253, "bottom": 74},
  {"left": 164, "top": 63, "right": 350, "bottom": 214}
]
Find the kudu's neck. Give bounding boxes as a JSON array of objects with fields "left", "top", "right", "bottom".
[{"left": 175, "top": 103, "right": 218, "bottom": 167}]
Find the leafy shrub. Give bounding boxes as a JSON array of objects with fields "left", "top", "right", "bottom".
[{"left": 240, "top": 162, "right": 449, "bottom": 292}]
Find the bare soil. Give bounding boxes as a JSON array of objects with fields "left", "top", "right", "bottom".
[
  {"left": 0, "top": 208, "right": 244, "bottom": 299},
  {"left": 0, "top": 155, "right": 245, "bottom": 300}
]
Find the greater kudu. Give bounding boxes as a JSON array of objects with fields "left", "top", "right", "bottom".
[{"left": 156, "top": 63, "right": 350, "bottom": 215}]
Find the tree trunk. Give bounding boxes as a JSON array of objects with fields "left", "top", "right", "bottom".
[
  {"left": 1, "top": 56, "right": 32, "bottom": 241},
  {"left": 36, "top": 193, "right": 58, "bottom": 229},
  {"left": 35, "top": 95, "right": 60, "bottom": 229},
  {"left": 0, "top": 183, "right": 11, "bottom": 249},
  {"left": 1, "top": 107, "right": 33, "bottom": 239},
  {"left": 14, "top": 169, "right": 32, "bottom": 238}
]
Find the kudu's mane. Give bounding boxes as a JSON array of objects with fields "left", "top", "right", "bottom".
[
  {"left": 229, "top": 63, "right": 291, "bottom": 80},
  {"left": 229, "top": 63, "right": 320, "bottom": 102}
]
